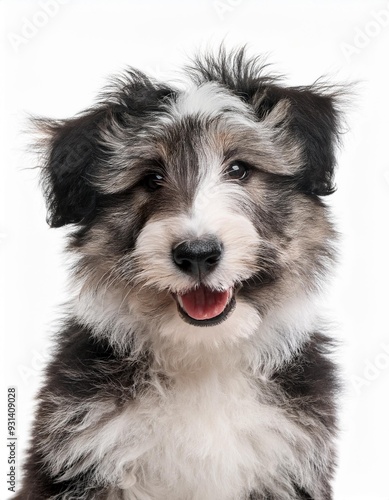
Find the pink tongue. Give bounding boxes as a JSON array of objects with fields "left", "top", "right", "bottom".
[{"left": 179, "top": 286, "right": 229, "bottom": 321}]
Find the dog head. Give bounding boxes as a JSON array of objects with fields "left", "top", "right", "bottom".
[{"left": 37, "top": 49, "right": 342, "bottom": 352}]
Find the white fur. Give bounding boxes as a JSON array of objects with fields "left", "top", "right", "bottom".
[
  {"left": 171, "top": 82, "right": 254, "bottom": 121},
  {"left": 41, "top": 354, "right": 331, "bottom": 500}
]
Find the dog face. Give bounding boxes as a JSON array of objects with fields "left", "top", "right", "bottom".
[{"left": 38, "top": 49, "right": 341, "bottom": 352}]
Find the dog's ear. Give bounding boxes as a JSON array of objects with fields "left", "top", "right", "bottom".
[
  {"left": 254, "top": 84, "right": 342, "bottom": 196},
  {"left": 36, "top": 108, "right": 108, "bottom": 228},
  {"left": 35, "top": 71, "right": 175, "bottom": 228}
]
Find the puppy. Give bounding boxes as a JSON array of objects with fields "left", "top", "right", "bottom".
[{"left": 16, "top": 48, "right": 343, "bottom": 500}]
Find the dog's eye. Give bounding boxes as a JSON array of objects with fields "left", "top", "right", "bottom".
[
  {"left": 143, "top": 173, "right": 164, "bottom": 192},
  {"left": 225, "top": 161, "right": 250, "bottom": 181}
]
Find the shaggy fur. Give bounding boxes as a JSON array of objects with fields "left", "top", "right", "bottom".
[{"left": 15, "top": 48, "right": 343, "bottom": 500}]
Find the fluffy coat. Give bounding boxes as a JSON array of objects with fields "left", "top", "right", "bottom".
[{"left": 15, "top": 48, "right": 343, "bottom": 500}]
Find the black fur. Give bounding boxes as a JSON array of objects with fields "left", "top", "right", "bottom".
[{"left": 38, "top": 110, "right": 106, "bottom": 227}]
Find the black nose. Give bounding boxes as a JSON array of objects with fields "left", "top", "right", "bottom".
[{"left": 172, "top": 238, "right": 223, "bottom": 277}]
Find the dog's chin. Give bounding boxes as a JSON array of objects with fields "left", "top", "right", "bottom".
[{"left": 172, "top": 285, "right": 236, "bottom": 327}]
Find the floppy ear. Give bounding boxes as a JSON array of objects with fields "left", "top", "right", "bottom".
[
  {"left": 36, "top": 70, "right": 175, "bottom": 228},
  {"left": 36, "top": 108, "right": 107, "bottom": 228},
  {"left": 254, "top": 84, "right": 342, "bottom": 195}
]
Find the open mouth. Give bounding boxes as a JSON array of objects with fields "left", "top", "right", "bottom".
[{"left": 173, "top": 285, "right": 236, "bottom": 327}]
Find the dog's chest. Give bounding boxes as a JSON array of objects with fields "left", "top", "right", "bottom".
[{"left": 102, "top": 369, "right": 308, "bottom": 500}]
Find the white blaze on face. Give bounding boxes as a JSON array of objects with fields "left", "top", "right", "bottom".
[{"left": 185, "top": 156, "right": 260, "bottom": 284}]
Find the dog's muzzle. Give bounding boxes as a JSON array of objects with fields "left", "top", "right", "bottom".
[{"left": 171, "top": 237, "right": 236, "bottom": 327}]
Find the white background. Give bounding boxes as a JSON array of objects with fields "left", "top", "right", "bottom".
[{"left": 1, "top": 1, "right": 389, "bottom": 499}]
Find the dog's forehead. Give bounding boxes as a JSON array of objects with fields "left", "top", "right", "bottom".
[
  {"left": 169, "top": 81, "right": 252, "bottom": 119},
  {"left": 147, "top": 82, "right": 260, "bottom": 159}
]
